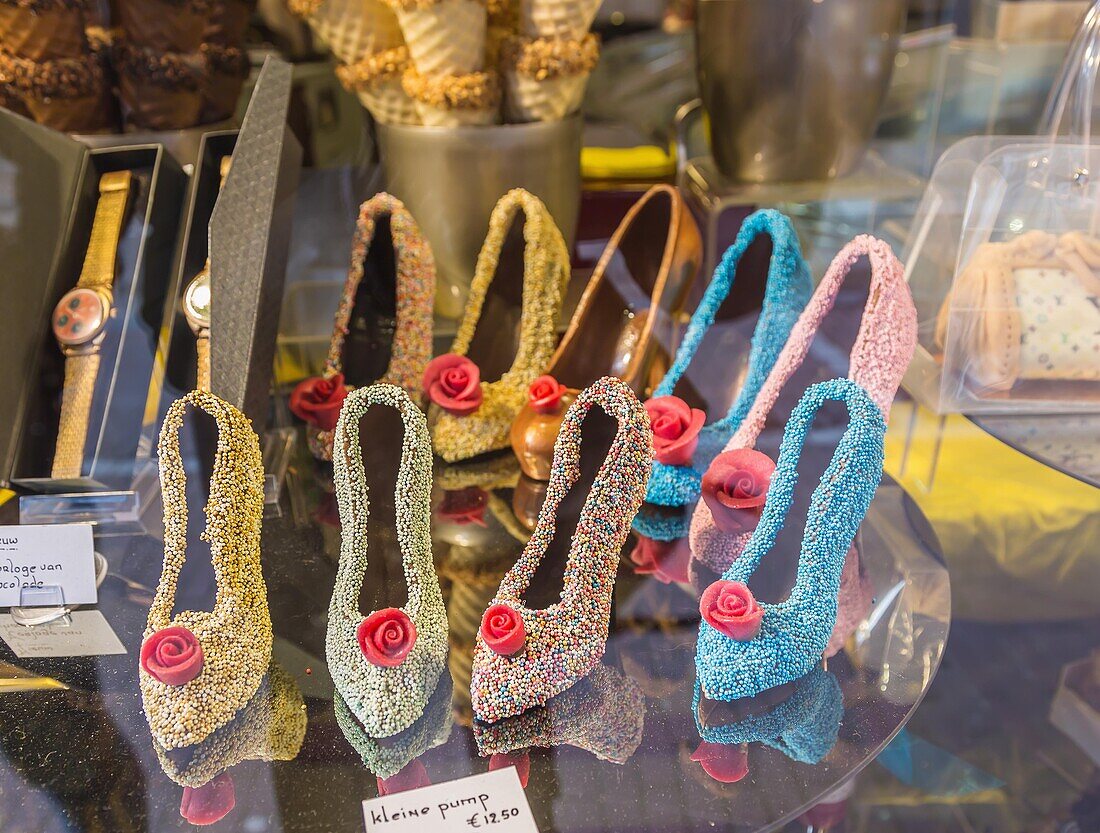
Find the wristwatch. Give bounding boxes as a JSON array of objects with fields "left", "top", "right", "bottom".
[
  {"left": 182, "top": 155, "right": 232, "bottom": 392},
  {"left": 50, "top": 170, "right": 133, "bottom": 480}
]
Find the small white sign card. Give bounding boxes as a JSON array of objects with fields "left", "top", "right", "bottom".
[
  {"left": 0, "top": 524, "right": 97, "bottom": 607},
  {"left": 0, "top": 611, "right": 126, "bottom": 658},
  {"left": 363, "top": 767, "right": 538, "bottom": 833}
]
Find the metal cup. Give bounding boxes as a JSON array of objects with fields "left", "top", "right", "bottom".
[
  {"left": 695, "top": 0, "right": 906, "bottom": 183},
  {"left": 376, "top": 115, "right": 583, "bottom": 319}
]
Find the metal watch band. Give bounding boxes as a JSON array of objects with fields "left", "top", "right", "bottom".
[
  {"left": 51, "top": 351, "right": 101, "bottom": 479},
  {"left": 51, "top": 170, "right": 133, "bottom": 479}
]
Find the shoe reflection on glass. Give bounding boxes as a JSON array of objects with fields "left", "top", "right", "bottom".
[
  {"left": 428, "top": 189, "right": 571, "bottom": 463},
  {"left": 433, "top": 452, "right": 530, "bottom": 547},
  {"left": 473, "top": 663, "right": 646, "bottom": 766},
  {"left": 152, "top": 660, "right": 307, "bottom": 827},
  {"left": 510, "top": 472, "right": 547, "bottom": 533},
  {"left": 470, "top": 378, "right": 651, "bottom": 723},
  {"left": 510, "top": 184, "right": 702, "bottom": 482},
  {"left": 290, "top": 193, "right": 436, "bottom": 462},
  {"left": 693, "top": 665, "right": 843, "bottom": 770},
  {"left": 628, "top": 534, "right": 691, "bottom": 585},
  {"left": 334, "top": 671, "right": 454, "bottom": 791}
]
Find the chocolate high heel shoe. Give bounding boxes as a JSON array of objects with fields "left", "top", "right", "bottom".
[
  {"left": 690, "top": 235, "right": 916, "bottom": 572},
  {"left": 470, "top": 377, "right": 651, "bottom": 722},
  {"left": 632, "top": 210, "right": 813, "bottom": 542},
  {"left": 694, "top": 379, "right": 886, "bottom": 702},
  {"left": 291, "top": 193, "right": 436, "bottom": 461},
  {"left": 326, "top": 384, "right": 448, "bottom": 738},
  {"left": 140, "top": 390, "right": 270, "bottom": 750},
  {"left": 427, "top": 188, "right": 570, "bottom": 463},
  {"left": 510, "top": 185, "right": 702, "bottom": 480}
]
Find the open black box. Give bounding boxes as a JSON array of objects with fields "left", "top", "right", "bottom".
[{"left": 0, "top": 111, "right": 185, "bottom": 493}]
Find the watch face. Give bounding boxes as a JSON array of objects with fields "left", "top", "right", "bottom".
[
  {"left": 183, "top": 271, "right": 212, "bottom": 328},
  {"left": 52, "top": 288, "right": 108, "bottom": 347}
]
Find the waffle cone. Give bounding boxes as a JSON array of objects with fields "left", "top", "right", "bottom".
[
  {"left": 413, "top": 100, "right": 496, "bottom": 125},
  {"left": 357, "top": 78, "right": 421, "bottom": 124},
  {"left": 306, "top": 0, "right": 403, "bottom": 65},
  {"left": 395, "top": 0, "right": 486, "bottom": 76},
  {"left": 519, "top": 0, "right": 600, "bottom": 39},
  {"left": 504, "top": 67, "right": 587, "bottom": 122},
  {"left": 0, "top": 4, "right": 88, "bottom": 61}
]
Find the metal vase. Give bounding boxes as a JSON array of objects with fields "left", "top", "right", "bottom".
[
  {"left": 695, "top": 0, "right": 906, "bottom": 183},
  {"left": 376, "top": 115, "right": 583, "bottom": 319}
]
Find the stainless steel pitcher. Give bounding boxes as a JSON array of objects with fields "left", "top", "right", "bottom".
[
  {"left": 695, "top": 0, "right": 906, "bottom": 183},
  {"left": 376, "top": 116, "right": 583, "bottom": 319}
]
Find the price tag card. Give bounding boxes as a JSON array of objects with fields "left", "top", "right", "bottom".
[
  {"left": 0, "top": 611, "right": 126, "bottom": 658},
  {"left": 0, "top": 524, "right": 96, "bottom": 607},
  {"left": 363, "top": 768, "right": 537, "bottom": 833}
]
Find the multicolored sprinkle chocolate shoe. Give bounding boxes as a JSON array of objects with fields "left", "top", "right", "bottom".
[
  {"left": 694, "top": 378, "right": 886, "bottom": 702},
  {"left": 427, "top": 188, "right": 570, "bottom": 463},
  {"left": 470, "top": 377, "right": 652, "bottom": 722},
  {"left": 140, "top": 390, "right": 271, "bottom": 750},
  {"left": 690, "top": 234, "right": 916, "bottom": 571},
  {"left": 290, "top": 192, "right": 436, "bottom": 460},
  {"left": 633, "top": 210, "right": 812, "bottom": 540},
  {"left": 326, "top": 384, "right": 448, "bottom": 738}
]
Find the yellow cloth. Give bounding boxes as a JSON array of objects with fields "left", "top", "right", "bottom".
[{"left": 884, "top": 401, "right": 1100, "bottom": 621}]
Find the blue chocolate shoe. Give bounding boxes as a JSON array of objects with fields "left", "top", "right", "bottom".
[
  {"left": 634, "top": 210, "right": 812, "bottom": 537},
  {"left": 694, "top": 378, "right": 885, "bottom": 701}
]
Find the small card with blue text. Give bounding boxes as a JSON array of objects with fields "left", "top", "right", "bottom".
[{"left": 0, "top": 524, "right": 97, "bottom": 608}]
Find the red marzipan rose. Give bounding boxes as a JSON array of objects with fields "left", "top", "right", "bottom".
[
  {"left": 489, "top": 751, "right": 531, "bottom": 788},
  {"left": 644, "top": 396, "right": 705, "bottom": 466},
  {"left": 701, "top": 448, "right": 775, "bottom": 534},
  {"left": 422, "top": 353, "right": 483, "bottom": 415},
  {"left": 377, "top": 759, "right": 431, "bottom": 796},
  {"left": 527, "top": 375, "right": 566, "bottom": 415},
  {"left": 481, "top": 603, "right": 525, "bottom": 656},
  {"left": 141, "top": 625, "right": 204, "bottom": 686},
  {"left": 289, "top": 373, "right": 348, "bottom": 432},
  {"left": 700, "top": 580, "right": 763, "bottom": 641},
  {"left": 690, "top": 741, "right": 749, "bottom": 784},
  {"left": 357, "top": 608, "right": 417, "bottom": 667},
  {"left": 180, "top": 772, "right": 235, "bottom": 825},
  {"left": 629, "top": 535, "right": 691, "bottom": 584},
  {"left": 437, "top": 487, "right": 488, "bottom": 526}
]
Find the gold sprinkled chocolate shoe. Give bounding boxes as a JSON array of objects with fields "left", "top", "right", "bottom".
[
  {"left": 140, "top": 390, "right": 271, "bottom": 751},
  {"left": 427, "top": 188, "right": 570, "bottom": 463}
]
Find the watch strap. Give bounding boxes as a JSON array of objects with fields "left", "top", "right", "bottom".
[
  {"left": 76, "top": 170, "right": 133, "bottom": 292},
  {"left": 196, "top": 331, "right": 211, "bottom": 393},
  {"left": 51, "top": 351, "right": 101, "bottom": 479}
]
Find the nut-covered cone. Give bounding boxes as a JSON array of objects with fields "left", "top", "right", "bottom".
[
  {"left": 296, "top": 0, "right": 403, "bottom": 65},
  {"left": 504, "top": 68, "right": 587, "bottom": 122},
  {"left": 519, "top": 0, "right": 600, "bottom": 39},
  {"left": 392, "top": 0, "right": 486, "bottom": 77},
  {"left": 115, "top": 0, "right": 212, "bottom": 52},
  {"left": 0, "top": 48, "right": 117, "bottom": 132},
  {"left": 0, "top": 3, "right": 89, "bottom": 61},
  {"left": 114, "top": 44, "right": 205, "bottom": 130},
  {"left": 414, "top": 100, "right": 497, "bottom": 126},
  {"left": 357, "top": 79, "right": 421, "bottom": 125},
  {"left": 200, "top": 43, "right": 251, "bottom": 123}
]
